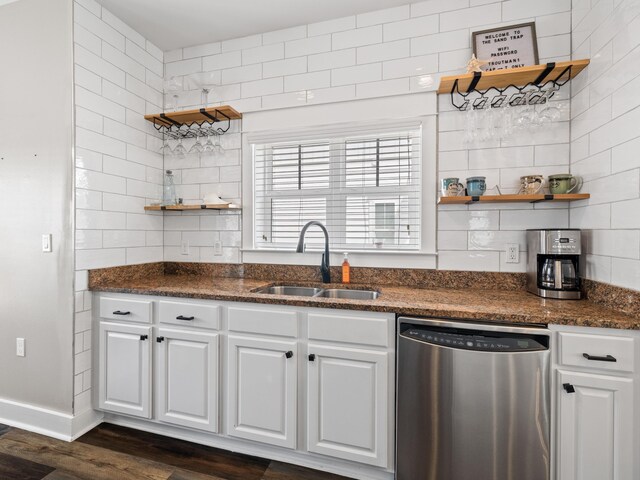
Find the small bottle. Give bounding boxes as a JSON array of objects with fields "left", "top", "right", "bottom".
[
  {"left": 162, "top": 170, "right": 177, "bottom": 206},
  {"left": 342, "top": 253, "right": 350, "bottom": 284}
]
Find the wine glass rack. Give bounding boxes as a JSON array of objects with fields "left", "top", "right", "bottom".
[
  {"left": 437, "top": 59, "right": 590, "bottom": 111},
  {"left": 144, "top": 106, "right": 242, "bottom": 140}
]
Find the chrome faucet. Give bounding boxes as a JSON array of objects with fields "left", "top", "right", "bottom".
[{"left": 296, "top": 221, "right": 331, "bottom": 283}]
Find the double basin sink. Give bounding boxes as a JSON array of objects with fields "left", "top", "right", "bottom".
[{"left": 254, "top": 285, "right": 380, "bottom": 300}]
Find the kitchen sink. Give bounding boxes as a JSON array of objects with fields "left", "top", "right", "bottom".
[
  {"left": 315, "top": 289, "right": 380, "bottom": 300},
  {"left": 254, "top": 285, "right": 324, "bottom": 297},
  {"left": 253, "top": 285, "right": 380, "bottom": 300}
]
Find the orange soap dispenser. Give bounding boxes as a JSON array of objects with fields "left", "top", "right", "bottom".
[{"left": 342, "top": 252, "right": 350, "bottom": 284}]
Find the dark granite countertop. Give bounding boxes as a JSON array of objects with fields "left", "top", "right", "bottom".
[{"left": 89, "top": 273, "right": 640, "bottom": 330}]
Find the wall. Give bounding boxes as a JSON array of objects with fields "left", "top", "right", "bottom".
[
  {"left": 0, "top": 0, "right": 75, "bottom": 413},
  {"left": 569, "top": 0, "right": 640, "bottom": 292},
  {"left": 72, "top": 0, "right": 165, "bottom": 412},
  {"left": 163, "top": 0, "right": 573, "bottom": 273}
]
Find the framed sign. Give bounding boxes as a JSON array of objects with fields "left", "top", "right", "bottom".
[{"left": 472, "top": 22, "right": 539, "bottom": 72}]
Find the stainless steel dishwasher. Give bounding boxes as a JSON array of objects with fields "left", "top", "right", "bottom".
[{"left": 396, "top": 317, "right": 550, "bottom": 480}]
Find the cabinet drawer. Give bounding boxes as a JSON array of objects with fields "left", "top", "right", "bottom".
[
  {"left": 159, "top": 301, "right": 220, "bottom": 330},
  {"left": 99, "top": 297, "right": 152, "bottom": 324},
  {"left": 308, "top": 312, "right": 390, "bottom": 348},
  {"left": 228, "top": 306, "right": 297, "bottom": 337},
  {"left": 559, "top": 332, "right": 635, "bottom": 373}
]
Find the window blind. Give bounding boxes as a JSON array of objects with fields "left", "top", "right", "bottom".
[{"left": 253, "top": 127, "right": 422, "bottom": 251}]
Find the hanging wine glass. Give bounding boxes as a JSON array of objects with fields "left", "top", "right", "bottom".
[
  {"left": 203, "top": 134, "right": 216, "bottom": 154},
  {"left": 173, "top": 138, "right": 187, "bottom": 158},
  {"left": 213, "top": 133, "right": 225, "bottom": 154},
  {"left": 186, "top": 72, "right": 218, "bottom": 108},
  {"left": 163, "top": 76, "right": 183, "bottom": 112},
  {"left": 159, "top": 137, "right": 173, "bottom": 155},
  {"left": 189, "top": 133, "right": 205, "bottom": 155}
]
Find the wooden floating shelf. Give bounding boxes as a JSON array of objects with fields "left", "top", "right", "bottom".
[
  {"left": 144, "top": 106, "right": 242, "bottom": 128},
  {"left": 437, "top": 59, "right": 590, "bottom": 94},
  {"left": 144, "top": 204, "right": 241, "bottom": 211},
  {"left": 438, "top": 193, "right": 590, "bottom": 205}
]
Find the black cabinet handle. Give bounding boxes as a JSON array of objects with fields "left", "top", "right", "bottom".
[
  {"left": 156, "top": 336, "right": 165, "bottom": 343},
  {"left": 308, "top": 354, "right": 316, "bottom": 362},
  {"left": 563, "top": 383, "right": 576, "bottom": 394},
  {"left": 113, "top": 310, "right": 131, "bottom": 315},
  {"left": 140, "top": 335, "right": 148, "bottom": 341},
  {"left": 583, "top": 353, "right": 617, "bottom": 362},
  {"left": 176, "top": 315, "right": 195, "bottom": 321},
  {"left": 285, "top": 351, "right": 293, "bottom": 359}
]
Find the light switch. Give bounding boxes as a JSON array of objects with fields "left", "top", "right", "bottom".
[
  {"left": 42, "top": 234, "right": 52, "bottom": 253},
  {"left": 16, "top": 338, "right": 25, "bottom": 357},
  {"left": 214, "top": 241, "right": 222, "bottom": 256}
]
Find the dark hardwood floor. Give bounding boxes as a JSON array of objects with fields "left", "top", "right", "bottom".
[{"left": 0, "top": 423, "right": 354, "bottom": 480}]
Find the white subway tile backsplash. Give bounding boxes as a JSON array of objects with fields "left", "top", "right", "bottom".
[
  {"left": 612, "top": 137, "right": 640, "bottom": 173},
  {"left": 126, "top": 246, "right": 163, "bottom": 265},
  {"left": 126, "top": 39, "right": 163, "bottom": 77},
  {"left": 438, "top": 251, "right": 500, "bottom": 271},
  {"left": 439, "top": 3, "right": 502, "bottom": 31},
  {"left": 308, "top": 49, "right": 355, "bottom": 72},
  {"left": 221, "top": 64, "right": 262, "bottom": 84},
  {"left": 263, "top": 25, "right": 307, "bottom": 45},
  {"left": 332, "top": 25, "right": 382, "bottom": 50},
  {"left": 242, "top": 43, "right": 285, "bottom": 67},
  {"left": 284, "top": 71, "right": 330, "bottom": 92},
  {"left": 357, "top": 40, "right": 410, "bottom": 64},
  {"left": 502, "top": 0, "right": 571, "bottom": 21},
  {"left": 77, "top": 128, "right": 126, "bottom": 158},
  {"left": 183, "top": 42, "right": 221, "bottom": 60},
  {"left": 286, "top": 35, "right": 332, "bottom": 59},
  {"left": 501, "top": 209, "right": 569, "bottom": 230},
  {"left": 382, "top": 54, "right": 438, "bottom": 80},
  {"left": 438, "top": 210, "right": 500, "bottom": 231},
  {"left": 76, "top": 230, "right": 103, "bottom": 250},
  {"left": 74, "top": 23, "right": 102, "bottom": 56},
  {"left": 165, "top": 58, "right": 202, "bottom": 77},
  {"left": 102, "top": 42, "right": 145, "bottom": 81},
  {"left": 202, "top": 51, "right": 242, "bottom": 71},
  {"left": 330, "top": 62, "right": 382, "bottom": 87},
  {"left": 103, "top": 193, "right": 146, "bottom": 213},
  {"left": 356, "top": 78, "right": 410, "bottom": 98},
  {"left": 263, "top": 57, "right": 307, "bottom": 78},
  {"left": 75, "top": 4, "right": 125, "bottom": 50},
  {"left": 307, "top": 85, "right": 356, "bottom": 104},
  {"left": 103, "top": 118, "right": 146, "bottom": 148},
  {"left": 102, "top": 80, "right": 146, "bottom": 114},
  {"left": 383, "top": 15, "right": 439, "bottom": 42},
  {"left": 76, "top": 106, "right": 103, "bottom": 133},
  {"left": 437, "top": 230, "right": 468, "bottom": 250},
  {"left": 76, "top": 248, "right": 126, "bottom": 270},
  {"left": 103, "top": 230, "right": 146, "bottom": 248},
  {"left": 221, "top": 34, "right": 262, "bottom": 53},
  {"left": 75, "top": 44, "right": 125, "bottom": 87},
  {"left": 411, "top": 30, "right": 470, "bottom": 56},
  {"left": 76, "top": 0, "right": 101, "bottom": 17},
  {"left": 357, "top": 5, "right": 410, "bottom": 27},
  {"left": 241, "top": 77, "right": 284, "bottom": 97},
  {"left": 308, "top": 16, "right": 356, "bottom": 37},
  {"left": 126, "top": 144, "right": 162, "bottom": 169},
  {"left": 611, "top": 257, "right": 640, "bottom": 290},
  {"left": 411, "top": 0, "right": 470, "bottom": 17}
]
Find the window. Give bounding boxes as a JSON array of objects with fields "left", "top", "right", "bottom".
[{"left": 253, "top": 127, "right": 422, "bottom": 252}]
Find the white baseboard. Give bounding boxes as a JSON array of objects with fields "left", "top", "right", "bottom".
[{"left": 0, "top": 397, "right": 103, "bottom": 441}]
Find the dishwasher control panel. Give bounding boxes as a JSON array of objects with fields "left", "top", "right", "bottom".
[{"left": 402, "top": 326, "right": 548, "bottom": 352}]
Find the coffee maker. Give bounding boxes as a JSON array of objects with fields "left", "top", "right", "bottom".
[{"left": 526, "top": 229, "right": 582, "bottom": 300}]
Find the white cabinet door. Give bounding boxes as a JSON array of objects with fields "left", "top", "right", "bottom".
[
  {"left": 98, "top": 322, "right": 151, "bottom": 418},
  {"left": 557, "top": 370, "right": 635, "bottom": 480},
  {"left": 307, "top": 344, "right": 388, "bottom": 467},
  {"left": 156, "top": 328, "right": 219, "bottom": 433},
  {"left": 227, "top": 335, "right": 297, "bottom": 449}
]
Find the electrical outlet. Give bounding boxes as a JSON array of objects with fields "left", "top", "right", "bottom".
[
  {"left": 16, "top": 338, "right": 25, "bottom": 357},
  {"left": 180, "top": 240, "right": 189, "bottom": 255},
  {"left": 214, "top": 241, "right": 223, "bottom": 256},
  {"left": 506, "top": 244, "right": 519, "bottom": 264},
  {"left": 42, "top": 234, "right": 52, "bottom": 253}
]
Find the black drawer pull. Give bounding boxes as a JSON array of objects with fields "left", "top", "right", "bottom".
[
  {"left": 113, "top": 310, "right": 131, "bottom": 315},
  {"left": 285, "top": 351, "right": 293, "bottom": 359},
  {"left": 583, "top": 353, "right": 617, "bottom": 362},
  {"left": 156, "top": 336, "right": 165, "bottom": 343},
  {"left": 563, "top": 383, "right": 575, "bottom": 394},
  {"left": 308, "top": 354, "right": 316, "bottom": 362},
  {"left": 176, "top": 315, "right": 195, "bottom": 321},
  {"left": 140, "top": 335, "right": 148, "bottom": 341}
]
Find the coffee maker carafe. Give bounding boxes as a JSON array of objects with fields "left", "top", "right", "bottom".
[{"left": 527, "top": 229, "right": 582, "bottom": 299}]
